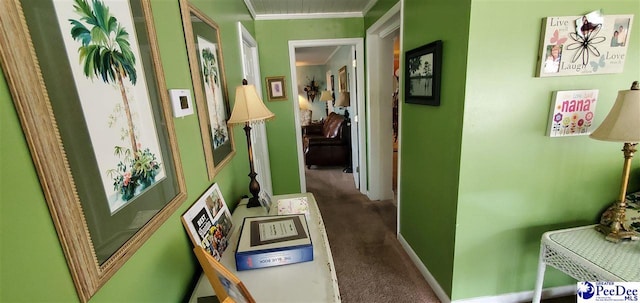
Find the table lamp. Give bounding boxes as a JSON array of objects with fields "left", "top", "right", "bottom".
[
  {"left": 335, "top": 91, "right": 350, "bottom": 107},
  {"left": 589, "top": 81, "right": 640, "bottom": 242},
  {"left": 227, "top": 81, "right": 275, "bottom": 208},
  {"left": 319, "top": 90, "right": 333, "bottom": 115},
  {"left": 335, "top": 91, "right": 352, "bottom": 173}
]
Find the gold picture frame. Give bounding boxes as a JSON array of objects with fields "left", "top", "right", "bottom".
[
  {"left": 338, "top": 65, "right": 348, "bottom": 92},
  {"left": 265, "top": 76, "right": 288, "bottom": 101},
  {"left": 0, "top": 0, "right": 187, "bottom": 301},
  {"left": 180, "top": 1, "right": 235, "bottom": 180},
  {"left": 193, "top": 246, "right": 256, "bottom": 303}
]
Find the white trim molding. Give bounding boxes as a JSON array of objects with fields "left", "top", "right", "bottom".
[
  {"left": 242, "top": 0, "right": 256, "bottom": 19},
  {"left": 398, "top": 234, "right": 576, "bottom": 303},
  {"left": 398, "top": 234, "right": 452, "bottom": 303},
  {"left": 452, "top": 285, "right": 575, "bottom": 303},
  {"left": 362, "top": 0, "right": 379, "bottom": 16},
  {"left": 255, "top": 12, "right": 362, "bottom": 21}
]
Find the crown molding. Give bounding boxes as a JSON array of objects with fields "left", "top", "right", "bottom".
[
  {"left": 255, "top": 12, "right": 363, "bottom": 21},
  {"left": 243, "top": 0, "right": 256, "bottom": 19}
]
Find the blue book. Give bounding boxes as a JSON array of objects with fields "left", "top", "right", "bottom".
[{"left": 235, "top": 214, "right": 313, "bottom": 271}]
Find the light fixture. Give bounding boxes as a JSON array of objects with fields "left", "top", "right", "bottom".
[
  {"left": 319, "top": 90, "right": 333, "bottom": 115},
  {"left": 227, "top": 81, "right": 275, "bottom": 208},
  {"left": 589, "top": 80, "right": 640, "bottom": 242}
]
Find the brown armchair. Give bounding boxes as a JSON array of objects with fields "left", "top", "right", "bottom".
[{"left": 302, "top": 112, "right": 349, "bottom": 168}]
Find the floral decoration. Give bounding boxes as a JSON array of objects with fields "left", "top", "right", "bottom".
[{"left": 303, "top": 76, "right": 320, "bottom": 102}]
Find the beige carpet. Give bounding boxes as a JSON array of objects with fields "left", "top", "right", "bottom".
[
  {"left": 305, "top": 166, "right": 440, "bottom": 303},
  {"left": 305, "top": 166, "right": 577, "bottom": 303}
]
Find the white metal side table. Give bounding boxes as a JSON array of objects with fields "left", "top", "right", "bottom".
[{"left": 532, "top": 225, "right": 640, "bottom": 303}]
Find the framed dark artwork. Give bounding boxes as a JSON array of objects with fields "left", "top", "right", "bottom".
[
  {"left": 405, "top": 40, "right": 443, "bottom": 106},
  {"left": 265, "top": 76, "right": 287, "bottom": 101},
  {"left": 180, "top": 0, "right": 235, "bottom": 180},
  {"left": 0, "top": 0, "right": 187, "bottom": 301}
]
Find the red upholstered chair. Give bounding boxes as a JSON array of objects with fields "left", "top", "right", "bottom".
[{"left": 302, "top": 112, "right": 349, "bottom": 168}]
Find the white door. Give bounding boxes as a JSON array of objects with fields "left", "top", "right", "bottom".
[
  {"left": 349, "top": 46, "right": 360, "bottom": 188},
  {"left": 238, "top": 23, "right": 273, "bottom": 199}
]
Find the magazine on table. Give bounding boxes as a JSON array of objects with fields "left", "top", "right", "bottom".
[{"left": 182, "top": 183, "right": 234, "bottom": 260}]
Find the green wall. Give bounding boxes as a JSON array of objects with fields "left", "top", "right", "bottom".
[
  {"left": 399, "top": 0, "right": 472, "bottom": 297},
  {"left": 254, "top": 18, "right": 364, "bottom": 194},
  {"left": 452, "top": 0, "right": 640, "bottom": 300},
  {"left": 0, "top": 0, "right": 253, "bottom": 302},
  {"left": 364, "top": 0, "right": 399, "bottom": 29}
]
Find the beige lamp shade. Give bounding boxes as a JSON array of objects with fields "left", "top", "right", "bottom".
[
  {"left": 335, "top": 91, "right": 350, "bottom": 107},
  {"left": 319, "top": 90, "right": 333, "bottom": 102},
  {"left": 228, "top": 84, "right": 275, "bottom": 125},
  {"left": 590, "top": 87, "right": 640, "bottom": 142},
  {"left": 299, "top": 95, "right": 312, "bottom": 110}
]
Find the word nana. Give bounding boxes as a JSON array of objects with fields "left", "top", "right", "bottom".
[{"left": 559, "top": 98, "right": 595, "bottom": 113}]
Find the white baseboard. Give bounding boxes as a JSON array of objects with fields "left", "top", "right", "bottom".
[
  {"left": 397, "top": 233, "right": 576, "bottom": 303},
  {"left": 452, "top": 285, "right": 575, "bottom": 303},
  {"left": 398, "top": 234, "right": 452, "bottom": 303}
]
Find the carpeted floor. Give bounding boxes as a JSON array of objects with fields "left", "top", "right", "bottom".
[
  {"left": 305, "top": 166, "right": 440, "bottom": 303},
  {"left": 305, "top": 166, "right": 576, "bottom": 303}
]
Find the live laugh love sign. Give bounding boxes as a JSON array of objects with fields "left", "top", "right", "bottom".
[{"left": 537, "top": 10, "right": 633, "bottom": 77}]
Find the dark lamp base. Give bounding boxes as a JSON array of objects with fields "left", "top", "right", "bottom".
[{"left": 247, "top": 196, "right": 261, "bottom": 208}]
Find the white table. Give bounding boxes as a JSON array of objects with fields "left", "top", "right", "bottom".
[
  {"left": 188, "top": 193, "right": 341, "bottom": 303},
  {"left": 532, "top": 225, "right": 640, "bottom": 303}
]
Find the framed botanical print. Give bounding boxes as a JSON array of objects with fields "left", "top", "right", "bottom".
[
  {"left": 0, "top": 0, "right": 187, "bottom": 301},
  {"left": 265, "top": 76, "right": 287, "bottom": 101},
  {"left": 180, "top": 0, "right": 235, "bottom": 180}
]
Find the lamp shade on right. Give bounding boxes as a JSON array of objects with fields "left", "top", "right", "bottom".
[
  {"left": 335, "top": 92, "right": 350, "bottom": 107},
  {"left": 319, "top": 90, "right": 333, "bottom": 102},
  {"left": 590, "top": 88, "right": 640, "bottom": 143}
]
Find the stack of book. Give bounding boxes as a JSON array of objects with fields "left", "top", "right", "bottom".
[{"left": 235, "top": 214, "right": 313, "bottom": 271}]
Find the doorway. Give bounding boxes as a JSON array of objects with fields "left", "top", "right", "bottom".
[
  {"left": 238, "top": 22, "right": 273, "bottom": 199},
  {"left": 365, "top": 3, "right": 401, "bottom": 207},
  {"left": 288, "top": 38, "right": 366, "bottom": 194}
]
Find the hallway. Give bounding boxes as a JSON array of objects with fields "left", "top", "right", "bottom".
[
  {"left": 305, "top": 166, "right": 439, "bottom": 302},
  {"left": 304, "top": 166, "right": 576, "bottom": 303}
]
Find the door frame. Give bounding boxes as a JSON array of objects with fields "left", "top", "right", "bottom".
[
  {"left": 288, "top": 38, "right": 366, "bottom": 193},
  {"left": 365, "top": 2, "right": 402, "bottom": 229},
  {"left": 237, "top": 22, "right": 273, "bottom": 198}
]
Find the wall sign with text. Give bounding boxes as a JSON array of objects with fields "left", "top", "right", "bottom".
[{"left": 537, "top": 11, "right": 633, "bottom": 77}]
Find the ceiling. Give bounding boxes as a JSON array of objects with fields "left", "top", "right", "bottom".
[
  {"left": 295, "top": 45, "right": 341, "bottom": 66},
  {"left": 244, "top": 0, "right": 378, "bottom": 66},
  {"left": 243, "top": 0, "right": 379, "bottom": 20}
]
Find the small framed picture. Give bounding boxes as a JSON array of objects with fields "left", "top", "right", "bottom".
[
  {"left": 193, "top": 246, "right": 256, "bottom": 303},
  {"left": 265, "top": 76, "right": 287, "bottom": 101},
  {"left": 405, "top": 40, "right": 443, "bottom": 106},
  {"left": 338, "top": 65, "right": 347, "bottom": 92}
]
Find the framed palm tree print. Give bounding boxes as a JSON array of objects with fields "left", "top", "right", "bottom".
[
  {"left": 180, "top": 0, "right": 235, "bottom": 180},
  {"left": 0, "top": 0, "right": 186, "bottom": 301}
]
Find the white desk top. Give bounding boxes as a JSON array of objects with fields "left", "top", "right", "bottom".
[
  {"left": 542, "top": 225, "right": 640, "bottom": 281},
  {"left": 189, "top": 193, "right": 341, "bottom": 303}
]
